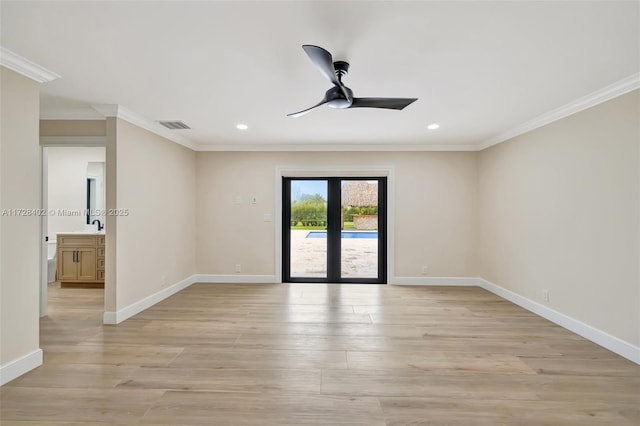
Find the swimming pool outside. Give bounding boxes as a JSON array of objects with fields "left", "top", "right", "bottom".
[{"left": 306, "top": 231, "right": 378, "bottom": 239}]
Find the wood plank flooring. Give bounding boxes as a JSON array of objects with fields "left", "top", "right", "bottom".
[{"left": 1, "top": 283, "right": 638, "bottom": 425}]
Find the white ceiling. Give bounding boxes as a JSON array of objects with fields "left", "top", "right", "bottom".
[{"left": 1, "top": 1, "right": 638, "bottom": 151}]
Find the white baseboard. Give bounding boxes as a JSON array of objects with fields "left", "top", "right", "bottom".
[
  {"left": 0, "top": 349, "right": 43, "bottom": 386},
  {"left": 476, "top": 278, "right": 640, "bottom": 365},
  {"left": 388, "top": 276, "right": 639, "bottom": 364},
  {"left": 194, "top": 274, "right": 278, "bottom": 284},
  {"left": 103, "top": 274, "right": 197, "bottom": 325},
  {"left": 96, "top": 272, "right": 639, "bottom": 365},
  {"left": 391, "top": 276, "right": 479, "bottom": 286}
]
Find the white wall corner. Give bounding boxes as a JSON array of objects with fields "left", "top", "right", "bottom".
[
  {"left": 102, "top": 274, "right": 197, "bottom": 325},
  {"left": 390, "top": 276, "right": 480, "bottom": 286},
  {"left": 194, "top": 274, "right": 278, "bottom": 284},
  {"left": 102, "top": 311, "right": 118, "bottom": 325},
  {"left": 477, "top": 278, "right": 640, "bottom": 365},
  {"left": 91, "top": 104, "right": 120, "bottom": 117},
  {"left": 0, "top": 47, "right": 60, "bottom": 83},
  {"left": 91, "top": 104, "right": 198, "bottom": 151},
  {"left": 0, "top": 349, "right": 43, "bottom": 386}
]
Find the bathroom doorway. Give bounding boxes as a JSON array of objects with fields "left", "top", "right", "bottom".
[{"left": 41, "top": 145, "right": 106, "bottom": 316}]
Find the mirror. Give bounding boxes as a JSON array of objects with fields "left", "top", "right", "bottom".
[{"left": 86, "top": 162, "right": 105, "bottom": 230}]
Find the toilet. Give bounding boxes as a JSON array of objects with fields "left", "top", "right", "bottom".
[{"left": 47, "top": 241, "right": 57, "bottom": 283}]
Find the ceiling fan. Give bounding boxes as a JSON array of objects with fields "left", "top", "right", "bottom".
[{"left": 288, "top": 45, "right": 418, "bottom": 118}]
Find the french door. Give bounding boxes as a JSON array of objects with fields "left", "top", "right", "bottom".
[{"left": 282, "top": 177, "right": 387, "bottom": 283}]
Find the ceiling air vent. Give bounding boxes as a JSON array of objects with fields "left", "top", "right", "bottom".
[{"left": 158, "top": 120, "right": 191, "bottom": 130}]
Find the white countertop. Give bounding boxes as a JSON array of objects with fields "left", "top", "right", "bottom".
[{"left": 57, "top": 231, "right": 105, "bottom": 235}]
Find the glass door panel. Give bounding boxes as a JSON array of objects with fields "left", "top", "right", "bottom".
[
  {"left": 288, "top": 179, "right": 328, "bottom": 278},
  {"left": 341, "top": 180, "right": 379, "bottom": 279},
  {"left": 283, "top": 177, "right": 386, "bottom": 284}
]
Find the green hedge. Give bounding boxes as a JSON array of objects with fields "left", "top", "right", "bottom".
[
  {"left": 290, "top": 220, "right": 327, "bottom": 227},
  {"left": 344, "top": 206, "right": 378, "bottom": 222},
  {"left": 291, "top": 197, "right": 326, "bottom": 225}
]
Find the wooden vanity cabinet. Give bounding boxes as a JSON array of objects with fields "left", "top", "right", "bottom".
[
  {"left": 57, "top": 234, "right": 105, "bottom": 287},
  {"left": 96, "top": 235, "right": 105, "bottom": 281}
]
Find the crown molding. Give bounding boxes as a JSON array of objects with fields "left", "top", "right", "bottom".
[
  {"left": 478, "top": 72, "right": 640, "bottom": 150},
  {"left": 91, "top": 104, "right": 119, "bottom": 117},
  {"left": 194, "top": 142, "right": 477, "bottom": 152},
  {"left": 41, "top": 73, "right": 639, "bottom": 153},
  {"left": 40, "top": 107, "right": 105, "bottom": 120},
  {"left": 0, "top": 47, "right": 60, "bottom": 83},
  {"left": 91, "top": 104, "right": 198, "bottom": 150}
]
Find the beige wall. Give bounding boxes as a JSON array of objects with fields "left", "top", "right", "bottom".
[
  {"left": 40, "top": 120, "right": 105, "bottom": 136},
  {"left": 477, "top": 90, "right": 640, "bottom": 346},
  {"left": 104, "top": 118, "right": 117, "bottom": 312},
  {"left": 114, "top": 119, "right": 197, "bottom": 309},
  {"left": 0, "top": 68, "right": 41, "bottom": 365},
  {"left": 195, "top": 151, "right": 478, "bottom": 278},
  {"left": 47, "top": 147, "right": 106, "bottom": 237}
]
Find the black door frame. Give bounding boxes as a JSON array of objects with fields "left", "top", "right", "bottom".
[{"left": 282, "top": 177, "right": 387, "bottom": 284}]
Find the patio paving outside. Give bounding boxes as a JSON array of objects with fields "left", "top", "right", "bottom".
[{"left": 289, "top": 229, "right": 378, "bottom": 279}]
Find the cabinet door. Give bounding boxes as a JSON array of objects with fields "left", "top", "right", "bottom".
[
  {"left": 77, "top": 248, "right": 97, "bottom": 281},
  {"left": 58, "top": 248, "right": 78, "bottom": 280}
]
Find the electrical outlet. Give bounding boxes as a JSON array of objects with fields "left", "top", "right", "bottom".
[
  {"left": 542, "top": 289, "right": 549, "bottom": 302},
  {"left": 235, "top": 264, "right": 242, "bottom": 273},
  {"left": 161, "top": 275, "right": 167, "bottom": 287},
  {"left": 251, "top": 195, "right": 257, "bottom": 204},
  {"left": 421, "top": 266, "right": 429, "bottom": 275}
]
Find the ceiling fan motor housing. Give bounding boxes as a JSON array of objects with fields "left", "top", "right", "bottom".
[{"left": 326, "top": 86, "right": 353, "bottom": 109}]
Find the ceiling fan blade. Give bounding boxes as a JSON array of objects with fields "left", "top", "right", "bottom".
[
  {"left": 287, "top": 99, "right": 328, "bottom": 118},
  {"left": 301, "top": 45, "right": 341, "bottom": 87},
  {"left": 349, "top": 97, "right": 418, "bottom": 110}
]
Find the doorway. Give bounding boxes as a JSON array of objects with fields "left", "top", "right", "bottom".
[
  {"left": 41, "top": 146, "right": 106, "bottom": 317},
  {"left": 282, "top": 177, "right": 387, "bottom": 283}
]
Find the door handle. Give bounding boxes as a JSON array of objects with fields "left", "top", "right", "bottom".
[{"left": 73, "top": 250, "right": 77, "bottom": 263}]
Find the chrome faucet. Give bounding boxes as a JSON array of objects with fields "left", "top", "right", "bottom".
[{"left": 92, "top": 219, "right": 104, "bottom": 231}]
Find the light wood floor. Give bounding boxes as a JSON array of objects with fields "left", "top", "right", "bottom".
[{"left": 1, "top": 283, "right": 638, "bottom": 425}]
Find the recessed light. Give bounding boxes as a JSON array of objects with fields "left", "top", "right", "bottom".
[
  {"left": 236, "top": 123, "right": 248, "bottom": 130},
  {"left": 427, "top": 123, "right": 440, "bottom": 130}
]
